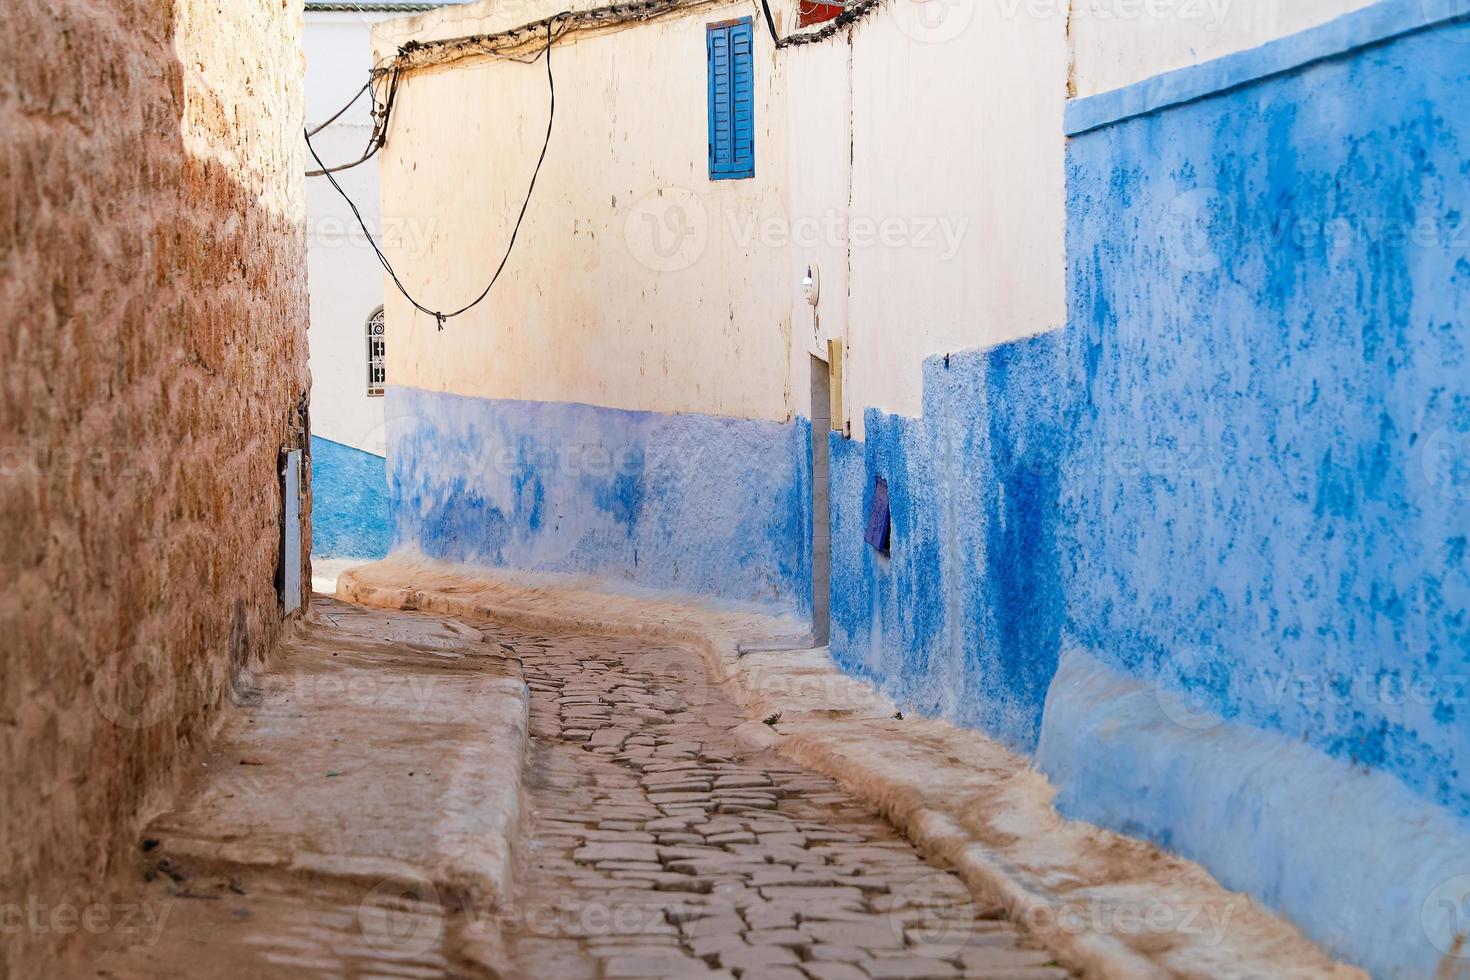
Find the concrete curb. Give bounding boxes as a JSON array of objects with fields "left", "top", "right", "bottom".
[
  {"left": 150, "top": 599, "right": 532, "bottom": 911},
  {"left": 338, "top": 557, "right": 1362, "bottom": 980}
]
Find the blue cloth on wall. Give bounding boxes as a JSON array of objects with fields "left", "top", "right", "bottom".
[{"left": 864, "top": 476, "right": 890, "bottom": 553}]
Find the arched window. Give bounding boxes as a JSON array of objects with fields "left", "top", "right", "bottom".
[{"left": 366, "top": 306, "right": 385, "bottom": 397}]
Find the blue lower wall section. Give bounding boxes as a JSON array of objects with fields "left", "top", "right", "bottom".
[
  {"left": 386, "top": 385, "right": 811, "bottom": 615},
  {"left": 829, "top": 337, "right": 1069, "bottom": 750},
  {"left": 1063, "top": 11, "right": 1470, "bottom": 824},
  {"left": 829, "top": 10, "right": 1470, "bottom": 973},
  {"left": 310, "top": 435, "right": 392, "bottom": 560}
]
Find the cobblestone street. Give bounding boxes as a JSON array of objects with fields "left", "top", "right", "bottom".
[{"left": 498, "top": 625, "right": 1072, "bottom": 980}]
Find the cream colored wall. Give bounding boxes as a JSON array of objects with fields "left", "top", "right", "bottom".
[
  {"left": 782, "top": 38, "right": 851, "bottom": 423},
  {"left": 1069, "top": 0, "right": 1380, "bottom": 97},
  {"left": 375, "top": 0, "right": 1069, "bottom": 436},
  {"left": 784, "top": 0, "right": 1069, "bottom": 438},
  {"left": 373, "top": 3, "right": 795, "bottom": 423}
]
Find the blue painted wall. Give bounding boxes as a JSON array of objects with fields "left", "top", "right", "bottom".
[
  {"left": 822, "top": 7, "right": 1470, "bottom": 973},
  {"left": 1064, "top": 12, "right": 1470, "bottom": 822},
  {"left": 310, "top": 434, "right": 392, "bottom": 560},
  {"left": 829, "top": 338, "right": 1069, "bottom": 750},
  {"left": 829, "top": 5, "right": 1470, "bottom": 816},
  {"left": 386, "top": 385, "right": 811, "bottom": 615}
]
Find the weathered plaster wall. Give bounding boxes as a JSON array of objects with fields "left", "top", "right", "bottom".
[
  {"left": 779, "top": 0, "right": 1069, "bottom": 437},
  {"left": 371, "top": 2, "right": 811, "bottom": 608},
  {"left": 829, "top": 337, "right": 1069, "bottom": 748},
  {"left": 305, "top": 10, "right": 396, "bottom": 456},
  {"left": 387, "top": 386, "right": 812, "bottom": 613},
  {"left": 0, "top": 1, "right": 308, "bottom": 973},
  {"left": 370, "top": 0, "right": 1067, "bottom": 607},
  {"left": 1062, "top": 0, "right": 1470, "bottom": 833},
  {"left": 371, "top": 2, "right": 793, "bottom": 422},
  {"left": 841, "top": 0, "right": 1068, "bottom": 438},
  {"left": 831, "top": 4, "right": 1470, "bottom": 973}
]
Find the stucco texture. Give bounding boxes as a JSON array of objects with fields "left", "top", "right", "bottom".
[
  {"left": 828, "top": 12, "right": 1470, "bottom": 972},
  {"left": 1064, "top": 13, "right": 1470, "bottom": 822},
  {"left": 310, "top": 436, "right": 392, "bottom": 560},
  {"left": 386, "top": 386, "right": 812, "bottom": 614},
  {"left": 0, "top": 1, "right": 309, "bottom": 973},
  {"left": 832, "top": 0, "right": 1470, "bottom": 813},
  {"left": 829, "top": 337, "right": 1069, "bottom": 750}
]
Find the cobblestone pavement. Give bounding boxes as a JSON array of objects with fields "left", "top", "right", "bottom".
[{"left": 498, "top": 626, "right": 1073, "bottom": 980}]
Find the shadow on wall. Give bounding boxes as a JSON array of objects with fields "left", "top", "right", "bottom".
[
  {"left": 3, "top": 1, "right": 309, "bottom": 975},
  {"left": 310, "top": 435, "right": 391, "bottom": 560}
]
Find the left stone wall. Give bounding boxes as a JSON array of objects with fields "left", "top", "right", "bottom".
[{"left": 0, "top": 1, "right": 309, "bottom": 973}]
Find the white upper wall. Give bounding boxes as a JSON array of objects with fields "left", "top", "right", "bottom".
[
  {"left": 841, "top": 0, "right": 1068, "bottom": 436},
  {"left": 369, "top": 0, "right": 1069, "bottom": 435},
  {"left": 372, "top": 2, "right": 796, "bottom": 422},
  {"left": 1069, "top": 0, "right": 1380, "bottom": 97},
  {"left": 305, "top": 2, "right": 477, "bottom": 453},
  {"left": 305, "top": 10, "right": 395, "bottom": 453}
]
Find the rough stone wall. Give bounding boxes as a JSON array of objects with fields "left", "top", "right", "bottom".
[{"left": 0, "top": 1, "right": 309, "bottom": 973}]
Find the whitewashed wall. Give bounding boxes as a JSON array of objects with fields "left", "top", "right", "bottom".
[
  {"left": 374, "top": 0, "right": 1069, "bottom": 437},
  {"left": 372, "top": 1, "right": 795, "bottom": 423},
  {"left": 1068, "top": 0, "right": 1379, "bottom": 97},
  {"left": 842, "top": 0, "right": 1067, "bottom": 437},
  {"left": 306, "top": 9, "right": 397, "bottom": 454}
]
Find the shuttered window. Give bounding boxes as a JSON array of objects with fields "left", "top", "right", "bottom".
[{"left": 707, "top": 19, "right": 755, "bottom": 180}]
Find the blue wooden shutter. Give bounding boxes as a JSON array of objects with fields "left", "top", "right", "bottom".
[{"left": 708, "top": 19, "right": 754, "bottom": 180}]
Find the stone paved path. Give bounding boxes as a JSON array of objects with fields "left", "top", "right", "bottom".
[{"left": 497, "top": 625, "right": 1072, "bottom": 980}]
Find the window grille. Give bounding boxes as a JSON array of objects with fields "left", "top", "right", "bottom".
[{"left": 367, "top": 306, "right": 386, "bottom": 397}]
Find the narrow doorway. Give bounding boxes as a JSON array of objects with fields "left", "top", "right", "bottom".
[{"left": 810, "top": 355, "right": 832, "bottom": 645}]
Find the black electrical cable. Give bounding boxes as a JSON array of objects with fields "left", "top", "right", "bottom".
[
  {"left": 306, "top": 67, "right": 401, "bottom": 178},
  {"left": 757, "top": 0, "right": 781, "bottom": 44},
  {"left": 303, "top": 20, "right": 558, "bottom": 330},
  {"left": 307, "top": 79, "right": 370, "bottom": 138}
]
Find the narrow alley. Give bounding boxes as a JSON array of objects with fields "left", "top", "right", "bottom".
[
  {"left": 73, "top": 598, "right": 1066, "bottom": 980},
  {"left": 9, "top": 0, "right": 1470, "bottom": 976}
]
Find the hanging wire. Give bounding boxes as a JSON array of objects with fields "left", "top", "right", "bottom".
[
  {"left": 302, "top": 20, "right": 559, "bottom": 330},
  {"left": 299, "top": 0, "right": 883, "bottom": 327},
  {"left": 306, "top": 79, "right": 370, "bottom": 138}
]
